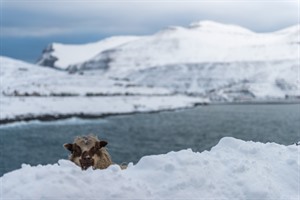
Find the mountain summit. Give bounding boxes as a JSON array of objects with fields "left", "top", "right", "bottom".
[
  {"left": 188, "top": 20, "right": 254, "bottom": 34},
  {"left": 37, "top": 20, "right": 298, "bottom": 71}
]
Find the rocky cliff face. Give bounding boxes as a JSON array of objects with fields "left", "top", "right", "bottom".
[{"left": 36, "top": 44, "right": 58, "bottom": 69}]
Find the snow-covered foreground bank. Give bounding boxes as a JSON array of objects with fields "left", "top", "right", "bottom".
[{"left": 1, "top": 137, "right": 299, "bottom": 200}]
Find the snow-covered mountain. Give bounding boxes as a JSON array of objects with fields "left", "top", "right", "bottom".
[
  {"left": 38, "top": 20, "right": 298, "bottom": 71},
  {"left": 81, "top": 21, "right": 297, "bottom": 72},
  {"left": 36, "top": 21, "right": 299, "bottom": 101},
  {"left": 36, "top": 36, "right": 140, "bottom": 70}
]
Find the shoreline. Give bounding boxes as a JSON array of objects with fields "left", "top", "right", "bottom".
[
  {"left": 0, "top": 105, "right": 200, "bottom": 125},
  {"left": 1, "top": 100, "right": 299, "bottom": 125},
  {"left": 210, "top": 100, "right": 300, "bottom": 105}
]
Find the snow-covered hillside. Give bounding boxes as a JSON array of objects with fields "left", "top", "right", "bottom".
[
  {"left": 1, "top": 137, "right": 299, "bottom": 200},
  {"left": 126, "top": 60, "right": 298, "bottom": 101},
  {"left": 1, "top": 56, "right": 170, "bottom": 97},
  {"left": 83, "top": 21, "right": 298, "bottom": 72},
  {"left": 0, "top": 56, "right": 205, "bottom": 123},
  {"left": 39, "top": 21, "right": 299, "bottom": 72},
  {"left": 36, "top": 21, "right": 300, "bottom": 101}
]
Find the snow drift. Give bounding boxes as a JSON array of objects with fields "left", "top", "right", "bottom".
[{"left": 1, "top": 137, "right": 299, "bottom": 200}]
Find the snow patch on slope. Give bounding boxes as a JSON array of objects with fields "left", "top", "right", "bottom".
[
  {"left": 124, "top": 60, "right": 298, "bottom": 100},
  {"left": 189, "top": 20, "right": 254, "bottom": 34}
]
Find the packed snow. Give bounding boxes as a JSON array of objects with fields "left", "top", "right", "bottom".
[{"left": 1, "top": 137, "right": 299, "bottom": 200}]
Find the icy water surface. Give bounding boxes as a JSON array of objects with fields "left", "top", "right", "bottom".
[{"left": 1, "top": 104, "right": 299, "bottom": 176}]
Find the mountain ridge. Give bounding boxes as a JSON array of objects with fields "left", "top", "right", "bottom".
[
  {"left": 36, "top": 21, "right": 299, "bottom": 71},
  {"left": 25, "top": 21, "right": 300, "bottom": 101}
]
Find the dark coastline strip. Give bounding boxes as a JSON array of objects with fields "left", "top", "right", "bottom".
[
  {"left": 2, "top": 93, "right": 175, "bottom": 97},
  {"left": 0, "top": 113, "right": 135, "bottom": 125}
]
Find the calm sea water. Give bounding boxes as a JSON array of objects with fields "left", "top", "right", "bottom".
[{"left": 0, "top": 104, "right": 299, "bottom": 176}]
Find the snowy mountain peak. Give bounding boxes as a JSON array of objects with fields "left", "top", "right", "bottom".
[
  {"left": 159, "top": 25, "right": 186, "bottom": 32},
  {"left": 189, "top": 20, "right": 226, "bottom": 28},
  {"left": 189, "top": 20, "right": 253, "bottom": 34}
]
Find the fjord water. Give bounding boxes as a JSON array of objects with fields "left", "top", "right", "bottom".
[{"left": 0, "top": 104, "right": 299, "bottom": 176}]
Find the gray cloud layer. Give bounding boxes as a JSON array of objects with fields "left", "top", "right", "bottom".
[{"left": 1, "top": 0, "right": 298, "bottom": 37}]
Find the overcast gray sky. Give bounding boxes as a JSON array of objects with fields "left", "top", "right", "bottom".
[{"left": 1, "top": 0, "right": 298, "bottom": 62}]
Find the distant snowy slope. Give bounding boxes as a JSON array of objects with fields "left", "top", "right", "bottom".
[
  {"left": 60, "top": 21, "right": 298, "bottom": 100},
  {"left": 1, "top": 56, "right": 171, "bottom": 97},
  {"left": 1, "top": 56, "right": 63, "bottom": 91},
  {"left": 37, "top": 21, "right": 299, "bottom": 72},
  {"left": 77, "top": 21, "right": 298, "bottom": 72},
  {"left": 125, "top": 60, "right": 298, "bottom": 100},
  {"left": 36, "top": 36, "right": 140, "bottom": 70},
  {"left": 274, "top": 25, "right": 299, "bottom": 43},
  {"left": 28, "top": 21, "right": 300, "bottom": 101},
  {"left": 2, "top": 137, "right": 299, "bottom": 200},
  {"left": 1, "top": 56, "right": 205, "bottom": 123}
]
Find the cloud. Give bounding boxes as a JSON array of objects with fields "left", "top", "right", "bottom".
[
  {"left": 1, "top": 0, "right": 298, "bottom": 38},
  {"left": 0, "top": 27, "right": 72, "bottom": 37}
]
